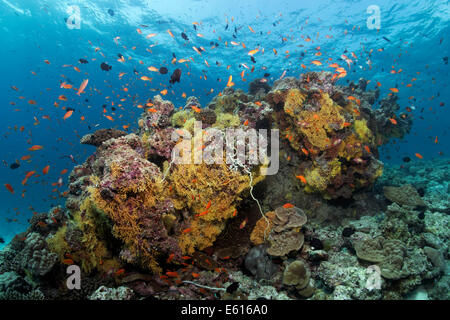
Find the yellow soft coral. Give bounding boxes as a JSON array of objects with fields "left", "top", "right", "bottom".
[
  {"left": 284, "top": 89, "right": 306, "bottom": 115},
  {"left": 169, "top": 160, "right": 264, "bottom": 254},
  {"left": 297, "top": 94, "right": 345, "bottom": 150},
  {"left": 47, "top": 195, "right": 121, "bottom": 274},
  {"left": 213, "top": 113, "right": 240, "bottom": 129},
  {"left": 172, "top": 109, "right": 193, "bottom": 127},
  {"left": 89, "top": 177, "right": 167, "bottom": 273},
  {"left": 354, "top": 119, "right": 372, "bottom": 144},
  {"left": 303, "top": 159, "right": 341, "bottom": 193}
]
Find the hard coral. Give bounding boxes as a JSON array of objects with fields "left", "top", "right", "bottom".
[{"left": 266, "top": 206, "right": 307, "bottom": 256}]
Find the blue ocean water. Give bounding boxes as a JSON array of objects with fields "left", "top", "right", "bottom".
[{"left": 0, "top": 0, "right": 448, "bottom": 249}]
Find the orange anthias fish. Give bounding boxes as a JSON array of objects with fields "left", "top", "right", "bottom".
[
  {"left": 389, "top": 118, "right": 397, "bottom": 125},
  {"left": 22, "top": 171, "right": 36, "bottom": 185},
  {"left": 42, "top": 165, "right": 50, "bottom": 175},
  {"left": 296, "top": 175, "right": 307, "bottom": 184},
  {"left": 29, "top": 145, "right": 43, "bottom": 151},
  {"left": 60, "top": 82, "right": 73, "bottom": 89},
  {"left": 389, "top": 88, "right": 399, "bottom": 93},
  {"left": 283, "top": 203, "right": 294, "bottom": 209},
  {"left": 415, "top": 153, "right": 423, "bottom": 159},
  {"left": 226, "top": 75, "right": 234, "bottom": 87},
  {"left": 239, "top": 217, "right": 248, "bottom": 229},
  {"left": 76, "top": 79, "right": 89, "bottom": 96},
  {"left": 191, "top": 106, "right": 201, "bottom": 113},
  {"left": 166, "top": 253, "right": 175, "bottom": 263},
  {"left": 4, "top": 183, "right": 14, "bottom": 194},
  {"left": 63, "top": 110, "right": 74, "bottom": 120},
  {"left": 166, "top": 271, "right": 178, "bottom": 278}
]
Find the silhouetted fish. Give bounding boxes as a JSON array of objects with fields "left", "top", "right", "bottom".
[
  {"left": 10, "top": 162, "right": 20, "bottom": 170},
  {"left": 181, "top": 32, "right": 189, "bottom": 41},
  {"left": 169, "top": 68, "right": 182, "bottom": 84},
  {"left": 79, "top": 58, "right": 88, "bottom": 64},
  {"left": 108, "top": 9, "right": 114, "bottom": 16},
  {"left": 159, "top": 67, "right": 168, "bottom": 74},
  {"left": 100, "top": 62, "right": 112, "bottom": 71}
]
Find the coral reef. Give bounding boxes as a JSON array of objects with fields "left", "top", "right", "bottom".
[{"left": 2, "top": 71, "right": 443, "bottom": 301}]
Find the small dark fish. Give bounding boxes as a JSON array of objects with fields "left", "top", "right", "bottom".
[
  {"left": 225, "top": 24, "right": 228, "bottom": 30},
  {"left": 342, "top": 227, "right": 355, "bottom": 237},
  {"left": 382, "top": 36, "right": 391, "bottom": 42},
  {"left": 100, "top": 62, "right": 112, "bottom": 71},
  {"left": 133, "top": 68, "right": 139, "bottom": 75},
  {"left": 159, "top": 67, "right": 168, "bottom": 74},
  {"left": 250, "top": 56, "right": 256, "bottom": 63},
  {"left": 181, "top": 32, "right": 189, "bottom": 41},
  {"left": 79, "top": 58, "right": 88, "bottom": 64},
  {"left": 169, "top": 68, "right": 182, "bottom": 84},
  {"left": 172, "top": 53, "right": 176, "bottom": 58},
  {"left": 193, "top": 24, "right": 197, "bottom": 30},
  {"left": 443, "top": 57, "right": 448, "bottom": 65},
  {"left": 402, "top": 157, "right": 411, "bottom": 163},
  {"left": 0, "top": 237, "right": 4, "bottom": 244},
  {"left": 140, "top": 24, "right": 149, "bottom": 28},
  {"left": 439, "top": 37, "right": 443, "bottom": 44},
  {"left": 264, "top": 73, "right": 270, "bottom": 77},
  {"left": 301, "top": 52, "right": 305, "bottom": 57},
  {"left": 232, "top": 34, "right": 237, "bottom": 39},
  {"left": 10, "top": 162, "right": 20, "bottom": 170},
  {"left": 226, "top": 282, "right": 239, "bottom": 294},
  {"left": 118, "top": 53, "right": 124, "bottom": 59},
  {"left": 107, "top": 9, "right": 114, "bottom": 16}
]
